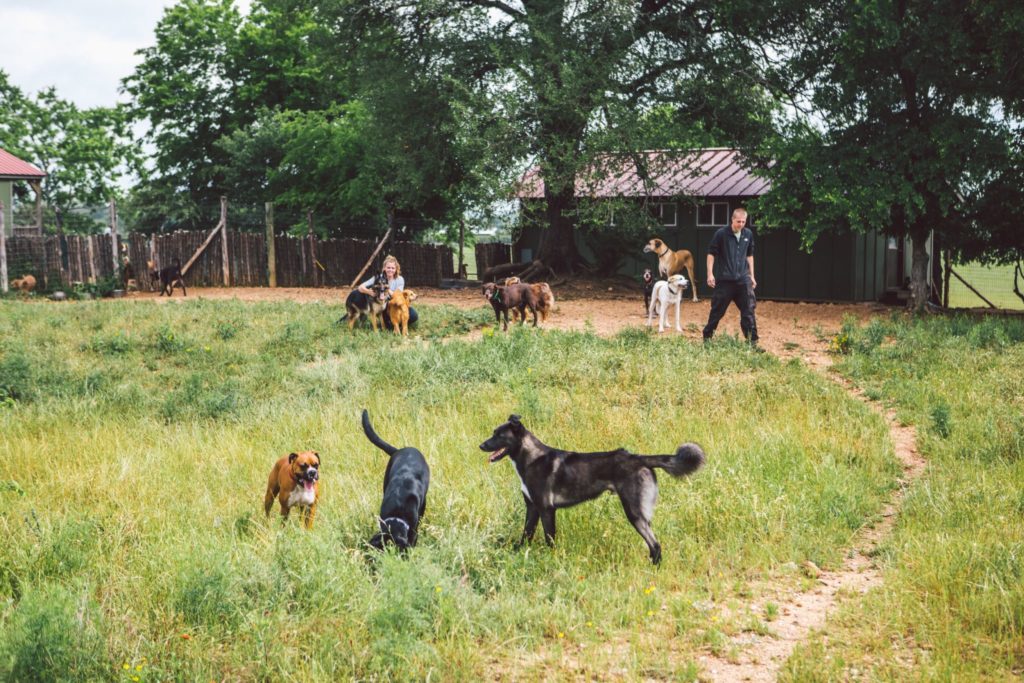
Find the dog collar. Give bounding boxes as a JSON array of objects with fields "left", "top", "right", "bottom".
[
  {"left": 489, "top": 289, "right": 502, "bottom": 303},
  {"left": 381, "top": 517, "right": 409, "bottom": 532},
  {"left": 655, "top": 245, "right": 669, "bottom": 257}
]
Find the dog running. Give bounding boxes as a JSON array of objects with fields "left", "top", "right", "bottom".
[
  {"left": 342, "top": 272, "right": 391, "bottom": 331},
  {"left": 647, "top": 273, "right": 689, "bottom": 333},
  {"left": 158, "top": 258, "right": 187, "bottom": 297},
  {"left": 362, "top": 409, "right": 430, "bottom": 551},
  {"left": 264, "top": 451, "right": 321, "bottom": 529},
  {"left": 479, "top": 414, "right": 705, "bottom": 564}
]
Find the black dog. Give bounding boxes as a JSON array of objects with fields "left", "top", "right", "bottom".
[
  {"left": 642, "top": 268, "right": 655, "bottom": 312},
  {"left": 341, "top": 273, "right": 391, "bottom": 331},
  {"left": 479, "top": 414, "right": 705, "bottom": 564},
  {"left": 159, "top": 258, "right": 186, "bottom": 297},
  {"left": 362, "top": 409, "right": 430, "bottom": 551}
]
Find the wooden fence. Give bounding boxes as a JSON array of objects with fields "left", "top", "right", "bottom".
[{"left": 5, "top": 231, "right": 455, "bottom": 291}]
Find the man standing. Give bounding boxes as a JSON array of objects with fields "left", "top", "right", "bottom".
[{"left": 702, "top": 208, "right": 759, "bottom": 346}]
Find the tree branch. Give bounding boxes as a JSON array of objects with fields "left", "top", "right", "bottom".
[{"left": 457, "top": 0, "right": 525, "bottom": 20}]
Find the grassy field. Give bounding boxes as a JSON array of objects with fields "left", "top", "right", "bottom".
[
  {"left": 784, "top": 314, "right": 1024, "bottom": 681},
  {"left": 0, "top": 297, "right": 908, "bottom": 680},
  {"left": 948, "top": 262, "right": 1024, "bottom": 310}
]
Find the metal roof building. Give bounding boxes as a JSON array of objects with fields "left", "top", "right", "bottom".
[{"left": 514, "top": 148, "right": 919, "bottom": 302}]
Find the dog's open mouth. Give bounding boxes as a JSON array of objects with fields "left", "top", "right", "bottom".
[{"left": 488, "top": 447, "right": 507, "bottom": 463}]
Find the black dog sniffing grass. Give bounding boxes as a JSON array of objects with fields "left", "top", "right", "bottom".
[
  {"left": 362, "top": 409, "right": 430, "bottom": 551},
  {"left": 480, "top": 415, "right": 705, "bottom": 564}
]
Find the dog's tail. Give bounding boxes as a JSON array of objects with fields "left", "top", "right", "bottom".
[
  {"left": 361, "top": 409, "right": 398, "bottom": 456},
  {"left": 642, "top": 443, "right": 705, "bottom": 477}
]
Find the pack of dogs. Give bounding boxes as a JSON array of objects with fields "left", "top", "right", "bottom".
[
  {"left": 266, "top": 410, "right": 705, "bottom": 564},
  {"left": 641, "top": 237, "right": 695, "bottom": 333},
  {"left": 480, "top": 277, "right": 556, "bottom": 331}
]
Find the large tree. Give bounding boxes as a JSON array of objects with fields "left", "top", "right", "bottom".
[
  {"left": 124, "top": 0, "right": 469, "bottom": 234},
  {"left": 754, "top": 0, "right": 1023, "bottom": 312},
  {"left": 0, "top": 70, "right": 136, "bottom": 233},
  {"left": 334, "top": 0, "right": 790, "bottom": 273}
]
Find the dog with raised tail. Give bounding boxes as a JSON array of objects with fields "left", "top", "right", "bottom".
[
  {"left": 362, "top": 409, "right": 430, "bottom": 551},
  {"left": 647, "top": 273, "right": 688, "bottom": 333},
  {"left": 480, "top": 414, "right": 705, "bottom": 564}
]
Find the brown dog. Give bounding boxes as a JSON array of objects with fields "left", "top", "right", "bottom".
[
  {"left": 644, "top": 238, "right": 698, "bottom": 302},
  {"left": 264, "top": 451, "right": 321, "bottom": 529},
  {"left": 504, "top": 277, "right": 555, "bottom": 322},
  {"left": 11, "top": 274, "right": 37, "bottom": 293},
  {"left": 387, "top": 288, "right": 417, "bottom": 336},
  {"left": 482, "top": 282, "right": 538, "bottom": 331}
]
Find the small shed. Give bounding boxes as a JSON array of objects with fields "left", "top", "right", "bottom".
[
  {"left": 0, "top": 148, "right": 46, "bottom": 236},
  {"left": 515, "top": 148, "right": 930, "bottom": 302}
]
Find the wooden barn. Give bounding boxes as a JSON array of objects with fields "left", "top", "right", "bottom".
[
  {"left": 0, "top": 148, "right": 46, "bottom": 237},
  {"left": 515, "top": 148, "right": 932, "bottom": 302}
]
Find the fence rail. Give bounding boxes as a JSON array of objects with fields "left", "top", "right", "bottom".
[{"left": 5, "top": 230, "right": 455, "bottom": 292}]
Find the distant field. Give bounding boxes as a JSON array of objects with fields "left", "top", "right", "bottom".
[{"left": 948, "top": 262, "right": 1024, "bottom": 310}]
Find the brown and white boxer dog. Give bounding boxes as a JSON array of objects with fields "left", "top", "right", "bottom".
[{"left": 264, "top": 451, "right": 321, "bottom": 529}]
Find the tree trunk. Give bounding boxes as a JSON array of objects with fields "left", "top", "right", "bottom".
[
  {"left": 535, "top": 182, "right": 583, "bottom": 274},
  {"left": 908, "top": 232, "right": 930, "bottom": 314}
]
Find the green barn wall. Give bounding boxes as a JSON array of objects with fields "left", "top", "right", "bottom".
[
  {"left": 1, "top": 181, "right": 12, "bottom": 236},
  {"left": 515, "top": 198, "right": 895, "bottom": 302}
]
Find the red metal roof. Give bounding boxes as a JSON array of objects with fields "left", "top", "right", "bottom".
[
  {"left": 0, "top": 148, "right": 46, "bottom": 179},
  {"left": 515, "top": 148, "right": 769, "bottom": 199}
]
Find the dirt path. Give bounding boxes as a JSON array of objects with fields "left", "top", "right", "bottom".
[
  {"left": 695, "top": 355, "right": 926, "bottom": 682},
  {"left": 124, "top": 282, "right": 925, "bottom": 680}
]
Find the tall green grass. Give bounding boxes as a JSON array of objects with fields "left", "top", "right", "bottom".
[
  {"left": 783, "top": 314, "right": 1024, "bottom": 681},
  {"left": 0, "top": 299, "right": 895, "bottom": 680}
]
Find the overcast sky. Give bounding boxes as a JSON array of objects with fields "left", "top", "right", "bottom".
[{"left": 1, "top": 0, "right": 250, "bottom": 109}]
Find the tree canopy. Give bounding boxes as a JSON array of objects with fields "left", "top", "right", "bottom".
[
  {"left": 0, "top": 70, "right": 137, "bottom": 233},
  {"left": 754, "top": 0, "right": 1024, "bottom": 311}
]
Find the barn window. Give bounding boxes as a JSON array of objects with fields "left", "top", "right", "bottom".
[
  {"left": 648, "top": 202, "right": 677, "bottom": 227},
  {"left": 697, "top": 202, "right": 728, "bottom": 226}
]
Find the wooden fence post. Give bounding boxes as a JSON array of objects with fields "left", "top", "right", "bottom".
[
  {"left": 266, "top": 202, "right": 276, "bottom": 287},
  {"left": 109, "top": 199, "right": 119, "bottom": 282},
  {"left": 307, "top": 210, "right": 317, "bottom": 287},
  {"left": 220, "top": 196, "right": 229, "bottom": 286},
  {"left": 86, "top": 235, "right": 97, "bottom": 283},
  {"left": 0, "top": 200, "right": 7, "bottom": 293}
]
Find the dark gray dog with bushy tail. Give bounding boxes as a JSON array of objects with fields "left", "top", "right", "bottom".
[{"left": 480, "top": 414, "right": 704, "bottom": 564}]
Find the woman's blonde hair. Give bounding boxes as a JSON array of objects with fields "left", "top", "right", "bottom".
[{"left": 382, "top": 255, "right": 402, "bottom": 277}]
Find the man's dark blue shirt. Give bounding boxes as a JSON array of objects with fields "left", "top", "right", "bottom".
[{"left": 707, "top": 226, "right": 754, "bottom": 282}]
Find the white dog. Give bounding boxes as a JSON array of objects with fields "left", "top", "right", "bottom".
[{"left": 647, "top": 274, "right": 688, "bottom": 333}]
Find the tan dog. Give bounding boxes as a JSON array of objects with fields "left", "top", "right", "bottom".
[
  {"left": 264, "top": 451, "right": 321, "bottom": 529},
  {"left": 11, "top": 274, "right": 37, "bottom": 293},
  {"left": 644, "top": 238, "right": 698, "bottom": 302},
  {"left": 504, "top": 277, "right": 555, "bottom": 322},
  {"left": 387, "top": 288, "right": 417, "bottom": 336},
  {"left": 146, "top": 260, "right": 159, "bottom": 292}
]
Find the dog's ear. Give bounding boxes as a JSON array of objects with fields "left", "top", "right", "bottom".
[
  {"left": 313, "top": 452, "right": 321, "bottom": 466},
  {"left": 288, "top": 452, "right": 298, "bottom": 464},
  {"left": 405, "top": 289, "right": 417, "bottom": 301}
]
